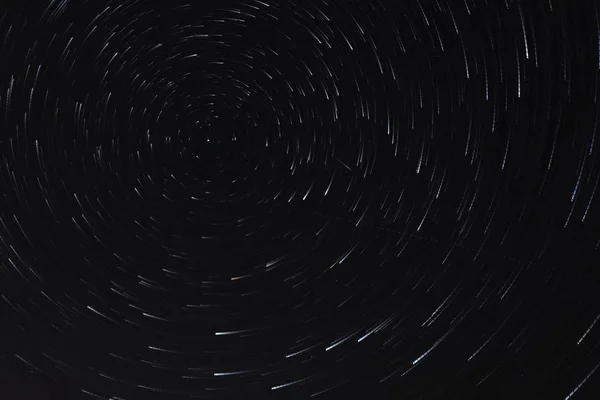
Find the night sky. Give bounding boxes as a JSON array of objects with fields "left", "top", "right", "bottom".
[{"left": 1, "top": 0, "right": 600, "bottom": 399}]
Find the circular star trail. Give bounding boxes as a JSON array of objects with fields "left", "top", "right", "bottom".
[{"left": 1, "top": 0, "right": 600, "bottom": 399}]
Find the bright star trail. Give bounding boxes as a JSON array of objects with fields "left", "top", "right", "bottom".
[{"left": 1, "top": 0, "right": 600, "bottom": 399}]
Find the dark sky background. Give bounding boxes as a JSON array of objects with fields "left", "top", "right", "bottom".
[{"left": 1, "top": 0, "right": 600, "bottom": 399}]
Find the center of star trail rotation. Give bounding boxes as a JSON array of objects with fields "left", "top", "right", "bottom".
[{"left": 1, "top": 0, "right": 600, "bottom": 399}]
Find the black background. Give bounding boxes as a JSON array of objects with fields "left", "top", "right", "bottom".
[{"left": 1, "top": 0, "right": 600, "bottom": 399}]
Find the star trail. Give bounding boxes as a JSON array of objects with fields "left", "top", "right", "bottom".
[{"left": 1, "top": 0, "right": 600, "bottom": 399}]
